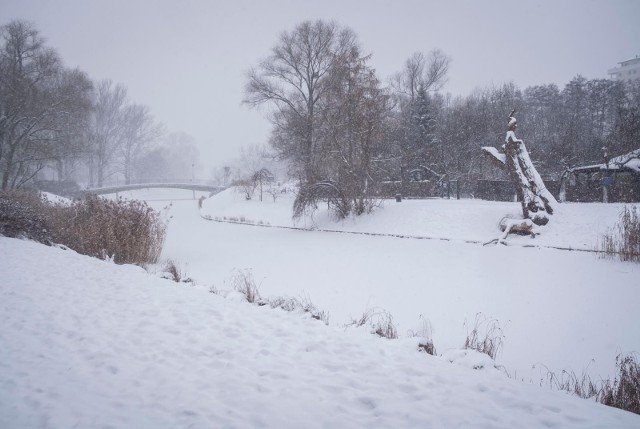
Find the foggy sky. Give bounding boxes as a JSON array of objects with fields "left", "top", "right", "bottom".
[{"left": 2, "top": 0, "right": 639, "bottom": 171}]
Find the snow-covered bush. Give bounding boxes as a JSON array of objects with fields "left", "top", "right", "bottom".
[
  {"left": 600, "top": 206, "right": 640, "bottom": 263},
  {"left": 267, "top": 295, "right": 329, "bottom": 324},
  {"left": 0, "top": 191, "right": 51, "bottom": 244}
]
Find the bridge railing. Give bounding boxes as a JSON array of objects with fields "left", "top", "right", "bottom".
[{"left": 77, "top": 182, "right": 226, "bottom": 198}]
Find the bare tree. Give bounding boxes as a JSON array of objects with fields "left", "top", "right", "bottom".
[
  {"left": 118, "top": 103, "right": 163, "bottom": 184},
  {"left": 292, "top": 39, "right": 390, "bottom": 218},
  {"left": 0, "top": 20, "right": 92, "bottom": 189},
  {"left": 244, "top": 20, "right": 357, "bottom": 185},
  {"left": 87, "top": 80, "right": 127, "bottom": 187},
  {"left": 390, "top": 49, "right": 450, "bottom": 100}
]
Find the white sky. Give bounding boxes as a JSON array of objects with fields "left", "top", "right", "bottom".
[{"left": 2, "top": 0, "right": 639, "bottom": 171}]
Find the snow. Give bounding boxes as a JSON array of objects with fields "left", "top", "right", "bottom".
[
  {"left": 482, "top": 146, "right": 506, "bottom": 164},
  {"left": 571, "top": 148, "right": 640, "bottom": 173},
  {"left": 193, "top": 189, "right": 640, "bottom": 381},
  {"left": 505, "top": 130, "right": 522, "bottom": 143},
  {"left": 2, "top": 187, "right": 639, "bottom": 427}
]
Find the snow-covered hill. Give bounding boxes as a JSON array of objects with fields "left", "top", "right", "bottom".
[{"left": 1, "top": 236, "right": 638, "bottom": 428}]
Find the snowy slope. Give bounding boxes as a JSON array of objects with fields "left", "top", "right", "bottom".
[{"left": 1, "top": 237, "right": 639, "bottom": 428}]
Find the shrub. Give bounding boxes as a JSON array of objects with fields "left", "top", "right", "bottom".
[
  {"left": 231, "top": 269, "right": 262, "bottom": 304},
  {"left": 0, "top": 191, "right": 52, "bottom": 244},
  {"left": 236, "top": 178, "right": 257, "bottom": 200},
  {"left": 601, "top": 353, "right": 640, "bottom": 415},
  {"left": 409, "top": 315, "right": 437, "bottom": 356},
  {"left": 162, "top": 259, "right": 193, "bottom": 283},
  {"left": 600, "top": 206, "right": 640, "bottom": 263},
  {"left": 463, "top": 313, "right": 505, "bottom": 360},
  {"left": 542, "top": 366, "right": 600, "bottom": 400},
  {"left": 372, "top": 311, "right": 398, "bottom": 339},
  {"left": 268, "top": 295, "right": 329, "bottom": 324},
  {"left": 346, "top": 308, "right": 374, "bottom": 328},
  {"left": 0, "top": 190, "right": 166, "bottom": 266},
  {"left": 48, "top": 195, "right": 166, "bottom": 265},
  {"left": 344, "top": 308, "right": 398, "bottom": 339},
  {"left": 541, "top": 353, "right": 640, "bottom": 415}
]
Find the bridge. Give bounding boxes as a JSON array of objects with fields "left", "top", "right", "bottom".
[{"left": 78, "top": 182, "right": 226, "bottom": 198}]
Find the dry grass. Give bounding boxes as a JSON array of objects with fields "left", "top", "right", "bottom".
[
  {"left": 600, "top": 353, "right": 640, "bottom": 415},
  {"left": 600, "top": 206, "right": 640, "bottom": 263},
  {"left": 463, "top": 313, "right": 505, "bottom": 360},
  {"left": 345, "top": 308, "right": 398, "bottom": 339},
  {"left": 49, "top": 195, "right": 166, "bottom": 265},
  {"left": 537, "top": 353, "right": 640, "bottom": 415},
  {"left": 372, "top": 311, "right": 398, "bottom": 339},
  {"left": 162, "top": 259, "right": 193, "bottom": 283},
  {"left": 0, "top": 190, "right": 166, "bottom": 266},
  {"left": 231, "top": 269, "right": 263, "bottom": 304},
  {"left": 268, "top": 295, "right": 329, "bottom": 324},
  {"left": 409, "top": 315, "right": 437, "bottom": 356}
]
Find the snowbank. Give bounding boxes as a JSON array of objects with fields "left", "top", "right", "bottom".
[{"left": 1, "top": 237, "right": 638, "bottom": 428}]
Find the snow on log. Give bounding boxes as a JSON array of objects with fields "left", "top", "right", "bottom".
[
  {"left": 503, "top": 113, "right": 555, "bottom": 226},
  {"left": 481, "top": 146, "right": 506, "bottom": 166}
]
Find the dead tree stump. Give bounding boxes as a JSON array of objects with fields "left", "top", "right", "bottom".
[{"left": 503, "top": 111, "right": 556, "bottom": 226}]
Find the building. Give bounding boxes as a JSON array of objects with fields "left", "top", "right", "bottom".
[
  {"left": 560, "top": 148, "right": 640, "bottom": 203},
  {"left": 608, "top": 56, "right": 640, "bottom": 83}
]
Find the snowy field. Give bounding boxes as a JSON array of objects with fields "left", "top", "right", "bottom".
[{"left": 2, "top": 187, "right": 639, "bottom": 427}]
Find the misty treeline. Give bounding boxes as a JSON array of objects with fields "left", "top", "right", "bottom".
[
  {"left": 0, "top": 20, "right": 200, "bottom": 192},
  {"left": 245, "top": 20, "right": 640, "bottom": 219}
]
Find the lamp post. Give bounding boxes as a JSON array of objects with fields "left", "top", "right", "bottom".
[
  {"left": 191, "top": 163, "right": 195, "bottom": 200},
  {"left": 602, "top": 146, "right": 609, "bottom": 203}
]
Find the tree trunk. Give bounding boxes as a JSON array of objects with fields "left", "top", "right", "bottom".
[{"left": 504, "top": 133, "right": 555, "bottom": 226}]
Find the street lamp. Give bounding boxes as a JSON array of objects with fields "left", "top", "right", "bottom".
[{"left": 191, "top": 163, "right": 195, "bottom": 200}]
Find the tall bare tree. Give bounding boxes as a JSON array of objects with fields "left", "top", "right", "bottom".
[
  {"left": 244, "top": 20, "right": 356, "bottom": 185},
  {"left": 0, "top": 20, "right": 92, "bottom": 189},
  {"left": 118, "top": 103, "right": 163, "bottom": 184},
  {"left": 317, "top": 46, "right": 390, "bottom": 216},
  {"left": 390, "top": 50, "right": 450, "bottom": 100},
  {"left": 87, "top": 80, "right": 127, "bottom": 187}
]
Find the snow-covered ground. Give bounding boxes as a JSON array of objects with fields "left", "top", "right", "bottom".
[
  {"left": 192, "top": 188, "right": 638, "bottom": 380},
  {"left": 2, "top": 187, "right": 639, "bottom": 427}
]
